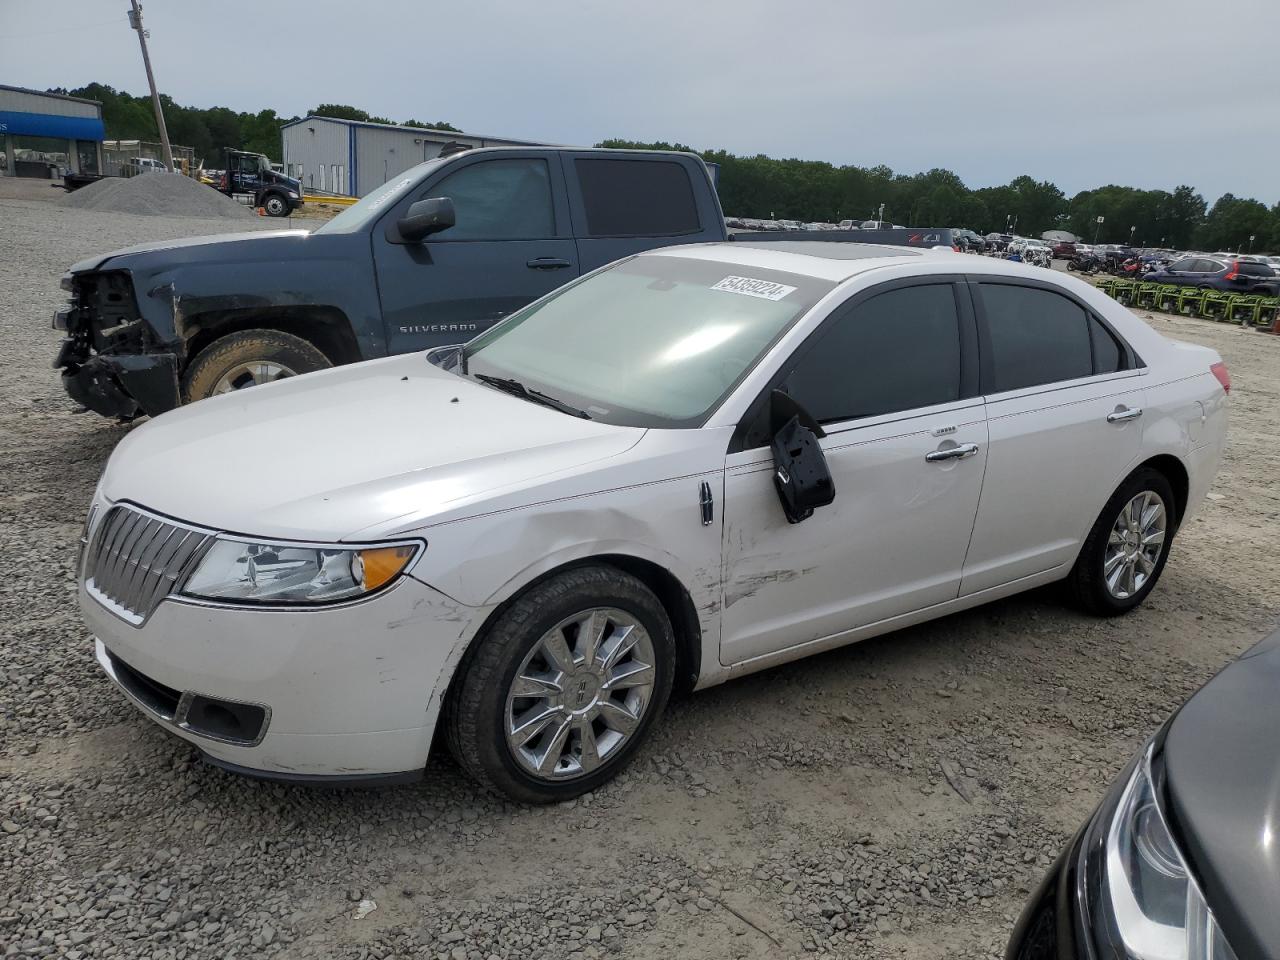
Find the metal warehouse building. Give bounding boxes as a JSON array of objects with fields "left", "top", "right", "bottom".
[
  {"left": 280, "top": 115, "right": 544, "bottom": 197},
  {"left": 0, "top": 84, "right": 104, "bottom": 179}
]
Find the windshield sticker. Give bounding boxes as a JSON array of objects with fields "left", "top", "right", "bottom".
[{"left": 711, "top": 276, "right": 797, "bottom": 301}]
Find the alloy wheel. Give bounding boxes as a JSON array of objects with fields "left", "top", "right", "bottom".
[
  {"left": 504, "top": 607, "right": 656, "bottom": 781},
  {"left": 211, "top": 361, "right": 298, "bottom": 394},
  {"left": 1103, "top": 491, "right": 1167, "bottom": 600}
]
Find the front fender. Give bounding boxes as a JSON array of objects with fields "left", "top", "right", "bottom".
[{"left": 107, "top": 232, "right": 387, "bottom": 360}]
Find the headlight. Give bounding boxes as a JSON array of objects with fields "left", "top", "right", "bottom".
[
  {"left": 1092, "top": 744, "right": 1239, "bottom": 960},
  {"left": 181, "top": 538, "right": 419, "bottom": 605},
  {"left": 286, "top": 190, "right": 299, "bottom": 199}
]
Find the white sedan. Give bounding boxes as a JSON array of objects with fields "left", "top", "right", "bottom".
[{"left": 80, "top": 241, "right": 1228, "bottom": 802}]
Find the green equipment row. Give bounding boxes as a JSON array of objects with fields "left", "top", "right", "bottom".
[{"left": 1096, "top": 278, "right": 1280, "bottom": 329}]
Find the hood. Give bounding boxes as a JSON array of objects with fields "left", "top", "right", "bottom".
[
  {"left": 69, "top": 229, "right": 310, "bottom": 273},
  {"left": 1162, "top": 628, "right": 1280, "bottom": 959},
  {"left": 100, "top": 355, "right": 645, "bottom": 541}
]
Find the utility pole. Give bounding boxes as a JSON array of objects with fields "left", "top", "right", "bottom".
[{"left": 128, "top": 1, "right": 175, "bottom": 172}]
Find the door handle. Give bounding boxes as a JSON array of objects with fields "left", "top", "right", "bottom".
[
  {"left": 1107, "top": 407, "right": 1143, "bottom": 424},
  {"left": 925, "top": 442, "right": 979, "bottom": 463},
  {"left": 526, "top": 257, "right": 572, "bottom": 270}
]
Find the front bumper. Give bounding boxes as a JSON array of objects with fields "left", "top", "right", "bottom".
[
  {"left": 1006, "top": 828, "right": 1089, "bottom": 960},
  {"left": 82, "top": 572, "right": 483, "bottom": 780},
  {"left": 57, "top": 347, "right": 181, "bottom": 419}
]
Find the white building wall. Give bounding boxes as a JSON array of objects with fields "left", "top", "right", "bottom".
[
  {"left": 281, "top": 118, "right": 351, "bottom": 195},
  {"left": 0, "top": 88, "right": 99, "bottom": 119}
]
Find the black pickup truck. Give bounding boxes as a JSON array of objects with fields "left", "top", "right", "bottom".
[{"left": 53, "top": 145, "right": 952, "bottom": 419}]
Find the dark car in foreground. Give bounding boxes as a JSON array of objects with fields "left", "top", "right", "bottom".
[
  {"left": 1007, "top": 627, "right": 1280, "bottom": 960},
  {"left": 1145, "top": 256, "right": 1280, "bottom": 296}
]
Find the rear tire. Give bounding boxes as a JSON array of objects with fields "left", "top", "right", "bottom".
[
  {"left": 1069, "top": 467, "right": 1176, "bottom": 616},
  {"left": 445, "top": 565, "right": 675, "bottom": 803},
  {"left": 181, "top": 329, "right": 330, "bottom": 403}
]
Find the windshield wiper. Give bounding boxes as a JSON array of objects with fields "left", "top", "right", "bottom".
[{"left": 473, "top": 374, "right": 592, "bottom": 419}]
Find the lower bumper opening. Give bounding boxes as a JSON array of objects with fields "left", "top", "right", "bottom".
[{"left": 100, "top": 645, "right": 269, "bottom": 747}]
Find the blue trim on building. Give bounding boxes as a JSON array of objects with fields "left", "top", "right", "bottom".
[
  {"left": 280, "top": 114, "right": 542, "bottom": 146},
  {"left": 0, "top": 111, "right": 105, "bottom": 141}
]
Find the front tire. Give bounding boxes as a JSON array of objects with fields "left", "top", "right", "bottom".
[
  {"left": 1069, "top": 467, "right": 1176, "bottom": 616},
  {"left": 262, "top": 193, "right": 290, "bottom": 217},
  {"left": 445, "top": 565, "right": 675, "bottom": 803},
  {"left": 181, "top": 329, "right": 331, "bottom": 403}
]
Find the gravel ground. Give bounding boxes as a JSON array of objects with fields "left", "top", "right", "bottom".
[{"left": 2, "top": 187, "right": 1278, "bottom": 960}]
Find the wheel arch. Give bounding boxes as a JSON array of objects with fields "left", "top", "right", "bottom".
[
  {"left": 442, "top": 553, "right": 704, "bottom": 716},
  {"left": 181, "top": 305, "right": 363, "bottom": 368},
  {"left": 1137, "top": 453, "right": 1190, "bottom": 527}
]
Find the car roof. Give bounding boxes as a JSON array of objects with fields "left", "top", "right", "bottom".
[{"left": 644, "top": 240, "right": 930, "bottom": 282}]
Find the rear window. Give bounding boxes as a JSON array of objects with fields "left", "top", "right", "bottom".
[
  {"left": 979, "top": 283, "right": 1092, "bottom": 392},
  {"left": 574, "top": 158, "right": 700, "bottom": 238}
]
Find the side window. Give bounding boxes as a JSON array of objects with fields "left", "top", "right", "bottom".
[
  {"left": 979, "top": 284, "right": 1092, "bottom": 392},
  {"left": 1168, "top": 259, "right": 1194, "bottom": 271},
  {"left": 1089, "top": 315, "right": 1126, "bottom": 374},
  {"left": 574, "top": 158, "right": 700, "bottom": 237},
  {"left": 1192, "top": 259, "right": 1220, "bottom": 273},
  {"left": 427, "top": 158, "right": 555, "bottom": 241},
  {"left": 782, "top": 284, "right": 962, "bottom": 424}
]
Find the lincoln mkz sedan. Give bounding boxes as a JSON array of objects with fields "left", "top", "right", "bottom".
[{"left": 79, "top": 241, "right": 1228, "bottom": 802}]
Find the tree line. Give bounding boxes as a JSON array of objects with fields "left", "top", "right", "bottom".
[
  {"left": 602, "top": 139, "right": 1279, "bottom": 252},
  {"left": 41, "top": 86, "right": 1276, "bottom": 251},
  {"left": 47, "top": 84, "right": 457, "bottom": 168}
]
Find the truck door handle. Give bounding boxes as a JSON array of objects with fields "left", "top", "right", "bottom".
[
  {"left": 925, "top": 442, "right": 979, "bottom": 463},
  {"left": 1106, "top": 407, "right": 1143, "bottom": 424},
  {"left": 526, "top": 257, "right": 572, "bottom": 270}
]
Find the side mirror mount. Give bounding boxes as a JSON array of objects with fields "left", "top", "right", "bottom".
[
  {"left": 397, "top": 196, "right": 455, "bottom": 242},
  {"left": 769, "top": 390, "right": 835, "bottom": 524}
]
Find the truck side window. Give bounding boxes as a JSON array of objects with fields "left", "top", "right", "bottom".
[
  {"left": 427, "top": 158, "right": 555, "bottom": 241},
  {"left": 574, "top": 158, "right": 700, "bottom": 237}
]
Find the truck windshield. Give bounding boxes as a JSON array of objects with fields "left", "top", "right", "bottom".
[
  {"left": 315, "top": 160, "right": 446, "bottom": 235},
  {"left": 462, "top": 255, "right": 834, "bottom": 428}
]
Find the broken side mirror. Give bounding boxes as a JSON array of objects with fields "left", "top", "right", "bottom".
[
  {"left": 397, "top": 196, "right": 455, "bottom": 242},
  {"left": 769, "top": 390, "right": 835, "bottom": 524}
]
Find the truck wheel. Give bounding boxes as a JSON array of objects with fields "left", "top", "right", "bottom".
[
  {"left": 262, "top": 193, "right": 290, "bottom": 217},
  {"left": 445, "top": 565, "right": 675, "bottom": 803},
  {"left": 182, "top": 329, "right": 330, "bottom": 402}
]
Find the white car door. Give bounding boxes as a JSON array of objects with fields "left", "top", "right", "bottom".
[
  {"left": 719, "top": 278, "right": 989, "bottom": 666},
  {"left": 959, "top": 279, "right": 1146, "bottom": 595}
]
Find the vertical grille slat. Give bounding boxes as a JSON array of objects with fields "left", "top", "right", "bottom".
[{"left": 85, "top": 506, "right": 212, "bottom": 624}]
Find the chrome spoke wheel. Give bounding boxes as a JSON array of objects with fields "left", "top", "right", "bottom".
[
  {"left": 1103, "top": 491, "right": 1166, "bottom": 600},
  {"left": 505, "top": 607, "right": 655, "bottom": 781},
  {"left": 212, "top": 361, "right": 297, "bottom": 395}
]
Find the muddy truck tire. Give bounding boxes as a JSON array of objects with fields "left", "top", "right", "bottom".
[{"left": 181, "top": 329, "right": 331, "bottom": 402}]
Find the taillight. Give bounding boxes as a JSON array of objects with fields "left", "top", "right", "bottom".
[
  {"left": 1210, "top": 361, "right": 1231, "bottom": 394},
  {"left": 1224, "top": 261, "right": 1239, "bottom": 280}
]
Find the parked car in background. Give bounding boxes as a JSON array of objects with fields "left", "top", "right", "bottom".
[
  {"left": 1050, "top": 240, "right": 1077, "bottom": 258},
  {"left": 81, "top": 243, "right": 1226, "bottom": 801},
  {"left": 1145, "top": 256, "right": 1280, "bottom": 295},
  {"left": 953, "top": 228, "right": 986, "bottom": 252},
  {"left": 1008, "top": 626, "right": 1279, "bottom": 960},
  {"left": 985, "top": 233, "right": 1012, "bottom": 252}
]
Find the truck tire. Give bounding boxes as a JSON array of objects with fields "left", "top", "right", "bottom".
[
  {"left": 445, "top": 565, "right": 675, "bottom": 803},
  {"left": 262, "top": 193, "right": 290, "bottom": 217},
  {"left": 182, "top": 329, "right": 330, "bottom": 402}
]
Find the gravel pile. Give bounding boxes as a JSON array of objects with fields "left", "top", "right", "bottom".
[
  {"left": 57, "top": 173, "right": 253, "bottom": 220},
  {"left": 1, "top": 189, "right": 1277, "bottom": 959}
]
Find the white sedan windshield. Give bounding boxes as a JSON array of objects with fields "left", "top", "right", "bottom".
[{"left": 463, "top": 256, "right": 834, "bottom": 427}]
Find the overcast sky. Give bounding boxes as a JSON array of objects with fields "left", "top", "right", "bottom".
[{"left": 3, "top": 0, "right": 1276, "bottom": 205}]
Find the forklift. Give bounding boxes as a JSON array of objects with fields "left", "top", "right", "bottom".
[{"left": 217, "top": 149, "right": 303, "bottom": 217}]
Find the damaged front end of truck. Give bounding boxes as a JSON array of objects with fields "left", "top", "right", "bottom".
[{"left": 53, "top": 269, "right": 183, "bottom": 420}]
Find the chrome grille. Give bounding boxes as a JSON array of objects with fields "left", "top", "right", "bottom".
[{"left": 85, "top": 506, "right": 213, "bottom": 624}]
